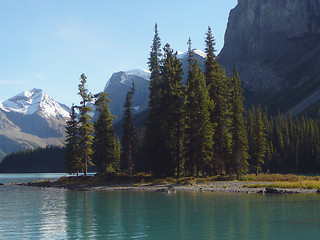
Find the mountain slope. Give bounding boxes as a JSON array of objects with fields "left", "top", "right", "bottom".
[
  {"left": 0, "top": 89, "right": 70, "bottom": 159},
  {"left": 104, "top": 50, "right": 206, "bottom": 122},
  {"left": 103, "top": 69, "right": 150, "bottom": 123},
  {"left": 218, "top": 0, "right": 320, "bottom": 114}
]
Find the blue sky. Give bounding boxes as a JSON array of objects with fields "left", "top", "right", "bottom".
[{"left": 0, "top": 0, "right": 237, "bottom": 106}]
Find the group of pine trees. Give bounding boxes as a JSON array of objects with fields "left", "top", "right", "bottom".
[
  {"left": 65, "top": 74, "right": 121, "bottom": 176},
  {"left": 247, "top": 107, "right": 320, "bottom": 174},
  {"left": 65, "top": 74, "right": 138, "bottom": 176},
  {"left": 65, "top": 24, "right": 320, "bottom": 178},
  {"left": 0, "top": 146, "right": 66, "bottom": 173},
  {"left": 144, "top": 25, "right": 249, "bottom": 178}
]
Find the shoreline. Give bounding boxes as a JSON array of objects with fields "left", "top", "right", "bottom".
[{"left": 15, "top": 180, "right": 319, "bottom": 194}]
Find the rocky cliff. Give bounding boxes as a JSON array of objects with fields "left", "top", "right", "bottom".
[{"left": 218, "top": 0, "right": 320, "bottom": 114}]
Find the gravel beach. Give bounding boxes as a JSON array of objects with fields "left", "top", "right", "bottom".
[{"left": 17, "top": 181, "right": 319, "bottom": 194}]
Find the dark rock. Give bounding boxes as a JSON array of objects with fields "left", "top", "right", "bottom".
[
  {"left": 155, "top": 188, "right": 169, "bottom": 193},
  {"left": 0, "top": 183, "right": 3, "bottom": 185},
  {"left": 155, "top": 186, "right": 176, "bottom": 194},
  {"left": 218, "top": 0, "right": 320, "bottom": 114},
  {"left": 316, "top": 189, "right": 320, "bottom": 194},
  {"left": 265, "top": 187, "right": 285, "bottom": 194}
]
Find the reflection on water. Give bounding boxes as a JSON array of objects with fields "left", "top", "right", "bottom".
[
  {"left": 1, "top": 174, "right": 320, "bottom": 239},
  {"left": 64, "top": 191, "right": 320, "bottom": 240}
]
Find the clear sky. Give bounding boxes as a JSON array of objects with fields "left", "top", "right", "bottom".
[{"left": 0, "top": 0, "right": 237, "bottom": 107}]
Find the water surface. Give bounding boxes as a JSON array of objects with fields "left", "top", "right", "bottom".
[{"left": 0, "top": 174, "right": 320, "bottom": 239}]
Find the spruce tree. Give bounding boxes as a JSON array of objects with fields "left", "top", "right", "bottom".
[
  {"left": 229, "top": 69, "right": 249, "bottom": 179},
  {"left": 92, "top": 92, "right": 116, "bottom": 175},
  {"left": 77, "top": 74, "right": 94, "bottom": 176},
  {"left": 185, "top": 39, "right": 214, "bottom": 176},
  {"left": 148, "top": 23, "right": 162, "bottom": 109},
  {"left": 144, "top": 23, "right": 164, "bottom": 176},
  {"left": 160, "top": 43, "right": 185, "bottom": 177},
  {"left": 204, "top": 26, "right": 230, "bottom": 175},
  {"left": 121, "top": 81, "right": 137, "bottom": 175},
  {"left": 65, "top": 104, "right": 81, "bottom": 176},
  {"left": 253, "top": 106, "right": 267, "bottom": 174},
  {"left": 113, "top": 136, "right": 121, "bottom": 172}
]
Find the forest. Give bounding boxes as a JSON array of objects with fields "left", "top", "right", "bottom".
[
  {"left": 0, "top": 146, "right": 66, "bottom": 173},
  {"left": 64, "top": 24, "right": 320, "bottom": 178},
  {"left": 2, "top": 25, "right": 320, "bottom": 176}
]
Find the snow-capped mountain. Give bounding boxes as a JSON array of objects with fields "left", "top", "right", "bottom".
[
  {"left": 0, "top": 49, "right": 206, "bottom": 159},
  {"left": 104, "top": 70, "right": 150, "bottom": 122},
  {"left": 0, "top": 89, "right": 71, "bottom": 160},
  {"left": 1, "top": 88, "right": 70, "bottom": 119}
]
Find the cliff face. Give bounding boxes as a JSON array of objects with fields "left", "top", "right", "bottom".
[{"left": 219, "top": 0, "right": 320, "bottom": 92}]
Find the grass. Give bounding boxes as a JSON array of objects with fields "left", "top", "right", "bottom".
[
  {"left": 52, "top": 173, "right": 238, "bottom": 187},
  {"left": 45, "top": 173, "right": 320, "bottom": 189},
  {"left": 241, "top": 174, "right": 320, "bottom": 189},
  {"left": 240, "top": 173, "right": 320, "bottom": 182},
  {"left": 244, "top": 181, "right": 320, "bottom": 189}
]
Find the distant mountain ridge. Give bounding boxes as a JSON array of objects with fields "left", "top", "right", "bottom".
[
  {"left": 0, "top": 49, "right": 206, "bottom": 158},
  {"left": 0, "top": 88, "right": 70, "bottom": 160},
  {"left": 104, "top": 49, "right": 206, "bottom": 122}
]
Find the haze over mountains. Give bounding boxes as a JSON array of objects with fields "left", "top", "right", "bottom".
[{"left": 1, "top": 0, "right": 319, "bottom": 159}]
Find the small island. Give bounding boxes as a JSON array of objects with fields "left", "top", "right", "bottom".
[
  {"left": 4, "top": 25, "right": 320, "bottom": 194},
  {"left": 18, "top": 173, "right": 320, "bottom": 194}
]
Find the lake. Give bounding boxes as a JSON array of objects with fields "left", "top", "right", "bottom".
[{"left": 1, "top": 173, "right": 320, "bottom": 239}]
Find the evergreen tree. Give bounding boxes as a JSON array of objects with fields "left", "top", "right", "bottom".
[
  {"left": 77, "top": 74, "right": 94, "bottom": 176},
  {"left": 121, "top": 81, "right": 137, "bottom": 175},
  {"left": 144, "top": 23, "right": 165, "bottom": 176},
  {"left": 229, "top": 69, "right": 249, "bottom": 179},
  {"left": 252, "top": 106, "right": 267, "bottom": 174},
  {"left": 204, "top": 26, "right": 230, "bottom": 174},
  {"left": 65, "top": 104, "right": 81, "bottom": 176},
  {"left": 185, "top": 39, "right": 214, "bottom": 176},
  {"left": 160, "top": 43, "right": 185, "bottom": 176},
  {"left": 113, "top": 136, "right": 121, "bottom": 173},
  {"left": 148, "top": 23, "right": 162, "bottom": 109},
  {"left": 92, "top": 92, "right": 116, "bottom": 175}
]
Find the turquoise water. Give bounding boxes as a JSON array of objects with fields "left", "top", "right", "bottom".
[{"left": 1, "top": 174, "right": 320, "bottom": 239}]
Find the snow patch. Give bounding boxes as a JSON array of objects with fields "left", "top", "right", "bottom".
[
  {"left": 193, "top": 49, "right": 207, "bottom": 59},
  {"left": 2, "top": 88, "right": 70, "bottom": 118},
  {"left": 125, "top": 69, "right": 150, "bottom": 80},
  {"left": 177, "top": 49, "right": 207, "bottom": 59},
  {"left": 133, "top": 106, "right": 140, "bottom": 111}
]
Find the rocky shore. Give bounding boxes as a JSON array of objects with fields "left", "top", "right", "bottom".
[{"left": 15, "top": 181, "right": 319, "bottom": 194}]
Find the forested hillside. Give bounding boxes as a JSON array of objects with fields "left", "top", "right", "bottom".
[{"left": 0, "top": 146, "right": 66, "bottom": 173}]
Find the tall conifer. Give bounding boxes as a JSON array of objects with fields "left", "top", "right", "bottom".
[
  {"left": 122, "top": 81, "right": 137, "bottom": 175},
  {"left": 65, "top": 104, "right": 81, "bottom": 176},
  {"left": 144, "top": 23, "right": 165, "bottom": 176},
  {"left": 204, "top": 27, "right": 230, "bottom": 175},
  {"left": 253, "top": 106, "right": 267, "bottom": 174},
  {"left": 159, "top": 43, "right": 185, "bottom": 176},
  {"left": 185, "top": 39, "right": 214, "bottom": 176},
  {"left": 92, "top": 92, "right": 116, "bottom": 175},
  {"left": 77, "top": 74, "right": 94, "bottom": 176},
  {"left": 229, "top": 69, "right": 249, "bottom": 179}
]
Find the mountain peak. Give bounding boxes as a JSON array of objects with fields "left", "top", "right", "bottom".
[
  {"left": 1, "top": 89, "right": 70, "bottom": 118},
  {"left": 125, "top": 69, "right": 151, "bottom": 80},
  {"left": 177, "top": 49, "right": 207, "bottom": 60}
]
